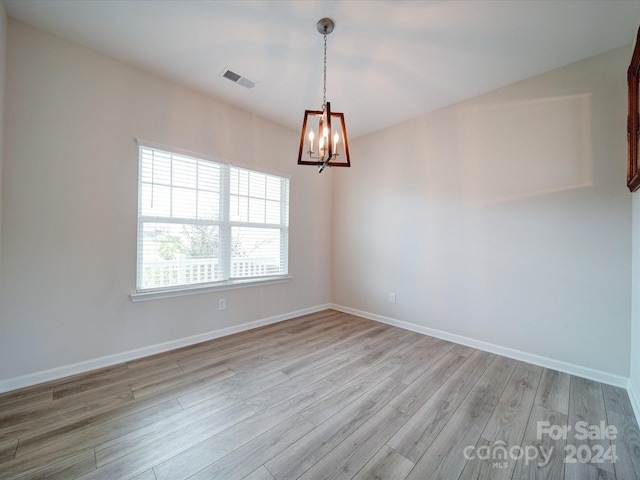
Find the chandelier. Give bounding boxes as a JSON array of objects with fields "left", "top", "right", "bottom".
[{"left": 297, "top": 18, "right": 351, "bottom": 173}]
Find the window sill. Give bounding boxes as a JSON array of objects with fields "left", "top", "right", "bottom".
[{"left": 130, "top": 276, "right": 292, "bottom": 302}]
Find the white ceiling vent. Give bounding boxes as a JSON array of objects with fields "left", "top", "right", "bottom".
[{"left": 220, "top": 67, "right": 256, "bottom": 89}]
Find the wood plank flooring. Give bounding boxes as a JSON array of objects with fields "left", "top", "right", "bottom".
[{"left": 1, "top": 309, "right": 639, "bottom": 479}]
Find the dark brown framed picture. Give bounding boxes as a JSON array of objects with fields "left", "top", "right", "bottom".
[{"left": 628, "top": 25, "right": 640, "bottom": 191}]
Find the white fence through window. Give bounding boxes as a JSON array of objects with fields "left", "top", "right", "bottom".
[{"left": 142, "top": 257, "right": 280, "bottom": 288}]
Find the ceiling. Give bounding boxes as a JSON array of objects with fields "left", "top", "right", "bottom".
[{"left": 4, "top": 0, "right": 640, "bottom": 139}]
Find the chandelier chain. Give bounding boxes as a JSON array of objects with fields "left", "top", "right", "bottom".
[{"left": 323, "top": 32, "right": 327, "bottom": 108}]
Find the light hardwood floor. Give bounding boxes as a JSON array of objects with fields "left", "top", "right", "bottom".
[{"left": 1, "top": 309, "right": 639, "bottom": 479}]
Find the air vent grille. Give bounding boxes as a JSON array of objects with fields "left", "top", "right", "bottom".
[
  {"left": 222, "top": 70, "right": 241, "bottom": 82},
  {"left": 220, "top": 68, "right": 256, "bottom": 89}
]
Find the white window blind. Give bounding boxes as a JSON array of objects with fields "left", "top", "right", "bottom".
[{"left": 137, "top": 144, "right": 289, "bottom": 292}]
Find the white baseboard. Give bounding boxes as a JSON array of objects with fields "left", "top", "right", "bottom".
[
  {"left": 0, "top": 304, "right": 331, "bottom": 393},
  {"left": 331, "top": 304, "right": 629, "bottom": 389},
  {"left": 4, "top": 302, "right": 637, "bottom": 431},
  {"left": 628, "top": 379, "right": 640, "bottom": 427}
]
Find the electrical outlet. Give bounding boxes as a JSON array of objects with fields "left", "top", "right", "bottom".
[
  {"left": 388, "top": 292, "right": 396, "bottom": 304},
  {"left": 219, "top": 298, "right": 226, "bottom": 311}
]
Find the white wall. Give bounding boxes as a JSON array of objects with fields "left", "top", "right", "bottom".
[
  {"left": 631, "top": 192, "right": 640, "bottom": 417},
  {"left": 630, "top": 8, "right": 640, "bottom": 427},
  {"left": 332, "top": 46, "right": 632, "bottom": 379},
  {"left": 0, "top": 19, "right": 332, "bottom": 386},
  {"left": 0, "top": 4, "right": 6, "bottom": 275}
]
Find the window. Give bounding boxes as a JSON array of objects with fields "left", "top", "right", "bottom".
[{"left": 136, "top": 143, "right": 289, "bottom": 294}]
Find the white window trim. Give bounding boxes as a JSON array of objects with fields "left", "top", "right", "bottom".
[
  {"left": 133, "top": 140, "right": 290, "bottom": 301},
  {"left": 129, "top": 275, "right": 292, "bottom": 302}
]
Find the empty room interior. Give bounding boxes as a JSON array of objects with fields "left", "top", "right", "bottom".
[{"left": 1, "top": 0, "right": 640, "bottom": 479}]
